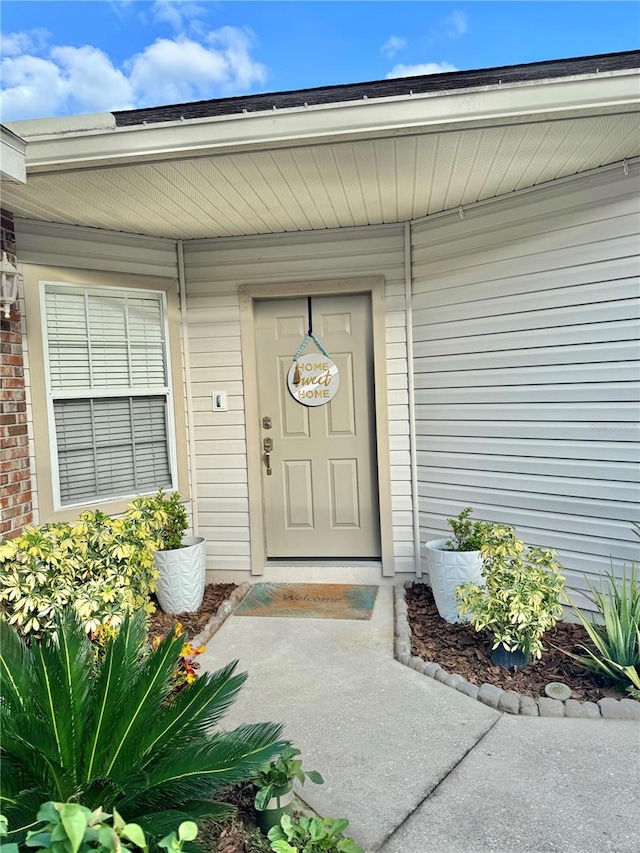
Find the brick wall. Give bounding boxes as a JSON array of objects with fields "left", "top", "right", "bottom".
[{"left": 1, "top": 207, "right": 33, "bottom": 540}]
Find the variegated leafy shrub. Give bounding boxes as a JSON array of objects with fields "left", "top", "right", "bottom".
[
  {"left": 127, "top": 490, "right": 188, "bottom": 551},
  {"left": 455, "top": 524, "right": 566, "bottom": 659},
  {"left": 0, "top": 507, "right": 161, "bottom": 639}
]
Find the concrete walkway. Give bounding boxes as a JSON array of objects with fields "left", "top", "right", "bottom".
[{"left": 198, "top": 587, "right": 639, "bottom": 853}]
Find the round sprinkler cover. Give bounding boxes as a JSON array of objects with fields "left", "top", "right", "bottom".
[{"left": 544, "top": 682, "right": 572, "bottom": 701}]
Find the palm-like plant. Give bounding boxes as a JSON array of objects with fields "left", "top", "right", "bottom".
[
  {"left": 566, "top": 563, "right": 640, "bottom": 698},
  {"left": 0, "top": 611, "right": 285, "bottom": 844}
]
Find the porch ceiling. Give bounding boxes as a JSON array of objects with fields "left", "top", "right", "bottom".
[{"left": 3, "top": 113, "right": 639, "bottom": 239}]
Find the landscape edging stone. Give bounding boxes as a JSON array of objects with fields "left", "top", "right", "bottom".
[
  {"left": 191, "top": 582, "right": 252, "bottom": 647},
  {"left": 393, "top": 582, "right": 640, "bottom": 721}
]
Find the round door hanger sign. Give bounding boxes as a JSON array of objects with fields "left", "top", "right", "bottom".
[{"left": 287, "top": 357, "right": 340, "bottom": 407}]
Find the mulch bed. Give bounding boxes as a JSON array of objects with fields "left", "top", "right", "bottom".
[
  {"left": 148, "top": 582, "right": 237, "bottom": 640},
  {"left": 197, "top": 784, "right": 271, "bottom": 853},
  {"left": 406, "top": 583, "right": 622, "bottom": 703},
  {"left": 148, "top": 585, "right": 270, "bottom": 852}
]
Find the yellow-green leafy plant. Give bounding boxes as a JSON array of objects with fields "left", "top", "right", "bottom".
[
  {"left": 445, "top": 506, "right": 496, "bottom": 552},
  {"left": 127, "top": 490, "right": 187, "bottom": 552},
  {"left": 0, "top": 508, "right": 161, "bottom": 640},
  {"left": 455, "top": 524, "right": 566, "bottom": 659}
]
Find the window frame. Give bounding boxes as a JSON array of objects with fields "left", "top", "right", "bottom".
[
  {"left": 40, "top": 280, "right": 179, "bottom": 511},
  {"left": 25, "top": 265, "right": 189, "bottom": 525}
]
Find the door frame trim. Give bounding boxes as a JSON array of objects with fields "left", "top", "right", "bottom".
[{"left": 239, "top": 276, "right": 395, "bottom": 577}]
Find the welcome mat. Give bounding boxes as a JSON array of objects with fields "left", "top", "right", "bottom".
[{"left": 233, "top": 583, "right": 378, "bottom": 621}]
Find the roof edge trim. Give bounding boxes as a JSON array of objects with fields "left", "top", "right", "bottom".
[{"left": 19, "top": 72, "right": 640, "bottom": 175}]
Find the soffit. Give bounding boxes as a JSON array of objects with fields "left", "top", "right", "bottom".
[
  {"left": 3, "top": 114, "right": 639, "bottom": 239},
  {"left": 1, "top": 125, "right": 27, "bottom": 184}
]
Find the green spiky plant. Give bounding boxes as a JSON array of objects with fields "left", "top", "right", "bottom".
[
  {"left": 565, "top": 563, "right": 640, "bottom": 699},
  {"left": 0, "top": 610, "right": 285, "bottom": 846}
]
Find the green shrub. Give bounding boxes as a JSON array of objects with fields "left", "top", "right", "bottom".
[
  {"left": 0, "top": 508, "right": 161, "bottom": 640},
  {"left": 445, "top": 507, "right": 495, "bottom": 552},
  {"left": 252, "top": 745, "right": 324, "bottom": 811},
  {"left": 5, "top": 801, "right": 196, "bottom": 853},
  {"left": 127, "top": 491, "right": 188, "bottom": 552},
  {"left": 267, "top": 814, "right": 363, "bottom": 853},
  {"left": 0, "top": 815, "right": 19, "bottom": 853},
  {"left": 566, "top": 564, "right": 640, "bottom": 698},
  {"left": 1, "top": 801, "right": 196, "bottom": 853},
  {"left": 0, "top": 610, "right": 285, "bottom": 845},
  {"left": 455, "top": 524, "right": 566, "bottom": 659}
]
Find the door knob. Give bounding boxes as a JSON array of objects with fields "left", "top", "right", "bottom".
[{"left": 263, "top": 437, "right": 273, "bottom": 475}]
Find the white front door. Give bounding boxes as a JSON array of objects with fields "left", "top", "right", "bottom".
[{"left": 254, "top": 294, "right": 380, "bottom": 559}]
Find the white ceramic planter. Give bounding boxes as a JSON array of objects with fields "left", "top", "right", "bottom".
[
  {"left": 424, "top": 539, "right": 485, "bottom": 624},
  {"left": 154, "top": 536, "right": 206, "bottom": 614}
]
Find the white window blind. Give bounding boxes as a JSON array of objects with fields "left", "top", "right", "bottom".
[{"left": 44, "top": 284, "right": 175, "bottom": 507}]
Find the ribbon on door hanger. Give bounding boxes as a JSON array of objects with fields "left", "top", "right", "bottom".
[{"left": 287, "top": 297, "right": 340, "bottom": 407}]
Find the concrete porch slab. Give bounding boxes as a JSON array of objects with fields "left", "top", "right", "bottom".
[
  {"left": 380, "top": 714, "right": 640, "bottom": 853},
  {"left": 198, "top": 586, "right": 499, "bottom": 852}
]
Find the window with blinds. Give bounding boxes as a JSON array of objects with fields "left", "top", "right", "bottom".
[{"left": 43, "top": 284, "right": 175, "bottom": 507}]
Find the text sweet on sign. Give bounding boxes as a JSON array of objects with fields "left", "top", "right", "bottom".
[{"left": 287, "top": 356, "right": 340, "bottom": 407}]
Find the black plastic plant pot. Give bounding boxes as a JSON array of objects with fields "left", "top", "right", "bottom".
[
  {"left": 257, "top": 783, "right": 294, "bottom": 834},
  {"left": 490, "top": 643, "right": 531, "bottom": 671}
]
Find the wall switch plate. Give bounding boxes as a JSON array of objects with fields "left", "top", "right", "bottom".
[{"left": 212, "top": 391, "right": 228, "bottom": 411}]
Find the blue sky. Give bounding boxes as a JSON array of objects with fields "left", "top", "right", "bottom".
[{"left": 1, "top": 1, "right": 637, "bottom": 121}]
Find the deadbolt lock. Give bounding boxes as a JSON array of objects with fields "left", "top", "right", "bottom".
[{"left": 262, "top": 416, "right": 272, "bottom": 429}]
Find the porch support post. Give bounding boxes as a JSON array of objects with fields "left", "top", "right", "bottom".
[
  {"left": 404, "top": 221, "right": 422, "bottom": 577},
  {"left": 177, "top": 239, "right": 199, "bottom": 536}
]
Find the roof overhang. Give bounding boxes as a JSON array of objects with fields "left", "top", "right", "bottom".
[
  {"left": 2, "top": 65, "right": 639, "bottom": 239},
  {"left": 1, "top": 125, "right": 27, "bottom": 185},
  {"left": 8, "top": 69, "right": 639, "bottom": 173}
]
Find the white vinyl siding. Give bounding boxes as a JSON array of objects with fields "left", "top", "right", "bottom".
[
  {"left": 15, "top": 219, "right": 178, "bottom": 278},
  {"left": 182, "top": 224, "right": 413, "bottom": 574},
  {"left": 43, "top": 283, "right": 175, "bottom": 508},
  {"left": 411, "top": 166, "right": 640, "bottom": 603},
  {"left": 16, "top": 160, "right": 639, "bottom": 595}
]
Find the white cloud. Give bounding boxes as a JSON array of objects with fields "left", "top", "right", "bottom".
[
  {"left": 1, "top": 43, "right": 133, "bottom": 120},
  {"left": 128, "top": 29, "right": 266, "bottom": 104},
  {"left": 445, "top": 11, "right": 468, "bottom": 38},
  {"left": 0, "top": 24, "right": 267, "bottom": 121},
  {"left": 108, "top": 1, "right": 135, "bottom": 19},
  {"left": 428, "top": 11, "right": 468, "bottom": 43},
  {"left": 1, "top": 29, "right": 49, "bottom": 56},
  {"left": 386, "top": 61, "right": 458, "bottom": 79},
  {"left": 152, "top": 1, "right": 206, "bottom": 33},
  {"left": 1, "top": 54, "right": 67, "bottom": 120},
  {"left": 51, "top": 45, "right": 134, "bottom": 110},
  {"left": 381, "top": 36, "right": 407, "bottom": 59},
  {"left": 206, "top": 26, "right": 267, "bottom": 91}
]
